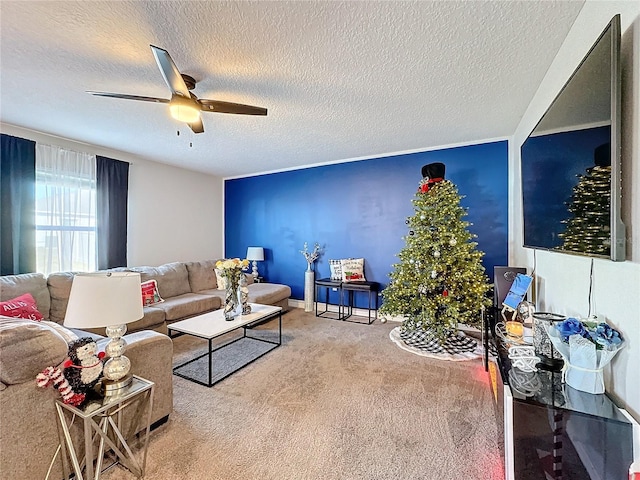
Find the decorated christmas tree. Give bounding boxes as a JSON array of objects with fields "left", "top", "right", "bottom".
[
  {"left": 558, "top": 165, "right": 611, "bottom": 257},
  {"left": 380, "top": 163, "right": 491, "bottom": 354}
]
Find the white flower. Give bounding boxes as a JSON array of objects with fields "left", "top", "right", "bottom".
[{"left": 300, "top": 242, "right": 322, "bottom": 265}]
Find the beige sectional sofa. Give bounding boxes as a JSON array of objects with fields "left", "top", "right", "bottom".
[{"left": 0, "top": 259, "right": 291, "bottom": 335}]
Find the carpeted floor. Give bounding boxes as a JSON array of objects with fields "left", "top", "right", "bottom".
[{"left": 103, "top": 308, "right": 503, "bottom": 480}]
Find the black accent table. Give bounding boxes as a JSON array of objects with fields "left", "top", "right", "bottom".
[
  {"left": 315, "top": 278, "right": 345, "bottom": 320},
  {"left": 314, "top": 278, "right": 379, "bottom": 324}
]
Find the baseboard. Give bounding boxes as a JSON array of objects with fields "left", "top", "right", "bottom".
[{"left": 286, "top": 299, "right": 399, "bottom": 321}]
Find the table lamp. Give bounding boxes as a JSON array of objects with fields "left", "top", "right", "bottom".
[
  {"left": 246, "top": 247, "right": 264, "bottom": 281},
  {"left": 64, "top": 272, "right": 144, "bottom": 393}
]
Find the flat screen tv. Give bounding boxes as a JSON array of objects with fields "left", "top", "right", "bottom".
[{"left": 521, "top": 14, "right": 625, "bottom": 261}]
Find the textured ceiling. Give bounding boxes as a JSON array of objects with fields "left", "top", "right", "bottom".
[{"left": 0, "top": 1, "right": 584, "bottom": 177}]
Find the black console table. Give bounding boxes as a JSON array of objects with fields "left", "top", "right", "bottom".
[
  {"left": 487, "top": 333, "right": 635, "bottom": 480},
  {"left": 314, "top": 278, "right": 379, "bottom": 324}
]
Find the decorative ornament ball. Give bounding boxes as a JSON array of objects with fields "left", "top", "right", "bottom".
[
  {"left": 431, "top": 270, "right": 437, "bottom": 279},
  {"left": 380, "top": 317, "right": 387, "bottom": 324},
  {"left": 449, "top": 238, "right": 457, "bottom": 246},
  {"left": 433, "top": 250, "right": 441, "bottom": 258},
  {"left": 409, "top": 230, "right": 415, "bottom": 236},
  {"left": 409, "top": 259, "right": 414, "bottom": 264},
  {"left": 443, "top": 289, "right": 449, "bottom": 297},
  {"left": 405, "top": 218, "right": 410, "bottom": 225}
]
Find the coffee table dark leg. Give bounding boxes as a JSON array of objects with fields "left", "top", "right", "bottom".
[
  {"left": 208, "top": 338, "right": 213, "bottom": 387},
  {"left": 275, "top": 310, "right": 282, "bottom": 344}
]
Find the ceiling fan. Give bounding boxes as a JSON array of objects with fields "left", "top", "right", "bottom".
[{"left": 87, "top": 45, "right": 267, "bottom": 134}]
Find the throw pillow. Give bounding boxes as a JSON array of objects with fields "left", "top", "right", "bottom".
[
  {"left": 0, "top": 293, "right": 44, "bottom": 321},
  {"left": 214, "top": 269, "right": 227, "bottom": 290},
  {"left": 340, "top": 258, "right": 366, "bottom": 282},
  {"left": 329, "top": 260, "right": 343, "bottom": 281},
  {"left": 141, "top": 280, "right": 164, "bottom": 306}
]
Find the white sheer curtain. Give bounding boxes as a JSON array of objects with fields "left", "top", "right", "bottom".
[{"left": 35, "top": 144, "right": 97, "bottom": 274}]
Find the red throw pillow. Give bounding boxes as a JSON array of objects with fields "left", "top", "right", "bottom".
[
  {"left": 141, "top": 280, "right": 164, "bottom": 306},
  {"left": 0, "top": 293, "right": 44, "bottom": 321}
]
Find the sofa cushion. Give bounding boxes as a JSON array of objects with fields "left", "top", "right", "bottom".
[
  {"left": 154, "top": 293, "right": 220, "bottom": 321},
  {"left": 185, "top": 260, "right": 218, "bottom": 292},
  {"left": 79, "top": 306, "right": 166, "bottom": 337},
  {"left": 0, "top": 273, "right": 51, "bottom": 319},
  {"left": 0, "top": 293, "right": 44, "bottom": 321},
  {"left": 246, "top": 283, "right": 292, "bottom": 306},
  {"left": 0, "top": 316, "right": 70, "bottom": 385},
  {"left": 132, "top": 306, "right": 167, "bottom": 330},
  {"left": 42, "top": 321, "right": 79, "bottom": 343},
  {"left": 129, "top": 263, "right": 191, "bottom": 299},
  {"left": 47, "top": 272, "right": 76, "bottom": 324}
]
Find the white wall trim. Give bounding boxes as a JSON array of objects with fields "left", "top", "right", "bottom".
[{"left": 225, "top": 135, "right": 510, "bottom": 181}]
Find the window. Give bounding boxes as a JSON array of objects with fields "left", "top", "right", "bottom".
[{"left": 35, "top": 144, "right": 97, "bottom": 274}]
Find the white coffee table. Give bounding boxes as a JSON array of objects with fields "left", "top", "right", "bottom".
[{"left": 168, "top": 303, "right": 282, "bottom": 387}]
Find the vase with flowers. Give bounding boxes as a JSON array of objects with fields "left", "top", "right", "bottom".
[
  {"left": 300, "top": 242, "right": 322, "bottom": 312},
  {"left": 215, "top": 258, "right": 249, "bottom": 321},
  {"left": 544, "top": 316, "right": 624, "bottom": 393}
]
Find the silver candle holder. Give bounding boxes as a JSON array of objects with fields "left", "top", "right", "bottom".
[{"left": 532, "top": 312, "right": 566, "bottom": 370}]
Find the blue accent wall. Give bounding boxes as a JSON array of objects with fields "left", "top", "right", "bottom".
[{"left": 225, "top": 141, "right": 508, "bottom": 306}]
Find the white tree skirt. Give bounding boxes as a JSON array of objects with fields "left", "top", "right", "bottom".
[{"left": 389, "top": 326, "right": 483, "bottom": 361}]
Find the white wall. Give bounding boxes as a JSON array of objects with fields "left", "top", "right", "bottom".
[
  {"left": 511, "top": 2, "right": 640, "bottom": 420},
  {"left": 127, "top": 157, "right": 223, "bottom": 265},
  {"left": 0, "top": 124, "right": 224, "bottom": 266}
]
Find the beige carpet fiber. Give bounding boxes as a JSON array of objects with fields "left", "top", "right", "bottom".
[{"left": 103, "top": 309, "right": 503, "bottom": 480}]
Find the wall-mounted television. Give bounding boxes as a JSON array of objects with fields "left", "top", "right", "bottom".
[{"left": 521, "top": 14, "right": 625, "bottom": 261}]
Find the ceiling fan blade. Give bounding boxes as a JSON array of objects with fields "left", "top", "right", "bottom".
[
  {"left": 150, "top": 45, "right": 191, "bottom": 98},
  {"left": 188, "top": 117, "right": 205, "bottom": 134},
  {"left": 198, "top": 99, "right": 267, "bottom": 116},
  {"left": 86, "top": 91, "right": 169, "bottom": 103}
]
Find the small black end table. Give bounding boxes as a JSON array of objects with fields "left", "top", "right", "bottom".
[
  {"left": 314, "top": 278, "right": 379, "bottom": 324},
  {"left": 315, "top": 278, "right": 346, "bottom": 320},
  {"left": 341, "top": 281, "right": 379, "bottom": 324}
]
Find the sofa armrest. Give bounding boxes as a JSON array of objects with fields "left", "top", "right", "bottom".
[{"left": 98, "top": 331, "right": 173, "bottom": 424}]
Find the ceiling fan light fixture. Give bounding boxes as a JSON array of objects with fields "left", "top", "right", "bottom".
[{"left": 169, "top": 95, "right": 200, "bottom": 123}]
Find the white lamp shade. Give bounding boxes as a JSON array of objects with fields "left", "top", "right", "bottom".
[
  {"left": 63, "top": 272, "right": 144, "bottom": 329},
  {"left": 246, "top": 247, "right": 265, "bottom": 261}
]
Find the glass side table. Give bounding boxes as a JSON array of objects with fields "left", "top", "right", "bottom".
[{"left": 55, "top": 375, "right": 155, "bottom": 480}]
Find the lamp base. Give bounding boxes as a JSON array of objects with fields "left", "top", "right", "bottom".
[{"left": 101, "top": 374, "right": 133, "bottom": 395}]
